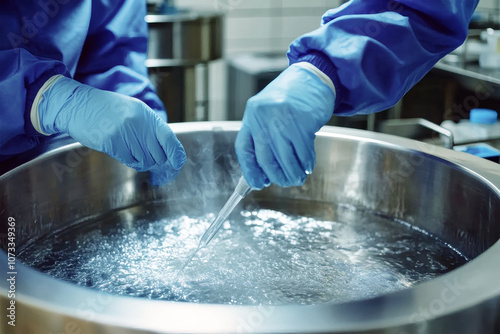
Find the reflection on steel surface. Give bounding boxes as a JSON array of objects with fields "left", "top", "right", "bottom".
[{"left": 1, "top": 122, "right": 499, "bottom": 333}]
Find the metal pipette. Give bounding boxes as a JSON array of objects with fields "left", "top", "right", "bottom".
[{"left": 177, "top": 176, "right": 252, "bottom": 275}]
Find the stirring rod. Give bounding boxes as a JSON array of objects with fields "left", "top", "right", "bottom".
[{"left": 176, "top": 176, "right": 252, "bottom": 276}]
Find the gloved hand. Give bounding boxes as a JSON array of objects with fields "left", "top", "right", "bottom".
[
  {"left": 35, "top": 75, "right": 186, "bottom": 181},
  {"left": 235, "top": 63, "right": 335, "bottom": 189}
]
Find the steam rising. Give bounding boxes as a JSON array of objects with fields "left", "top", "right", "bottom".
[{"left": 159, "top": 129, "right": 244, "bottom": 217}]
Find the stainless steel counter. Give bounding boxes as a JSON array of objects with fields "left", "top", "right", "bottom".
[{"left": 433, "top": 59, "right": 500, "bottom": 99}]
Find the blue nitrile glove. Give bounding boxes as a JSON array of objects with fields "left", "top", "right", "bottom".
[
  {"left": 34, "top": 75, "right": 186, "bottom": 180},
  {"left": 235, "top": 63, "right": 336, "bottom": 189},
  {"left": 148, "top": 163, "right": 182, "bottom": 187}
]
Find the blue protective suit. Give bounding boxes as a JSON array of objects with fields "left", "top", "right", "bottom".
[
  {"left": 237, "top": 0, "right": 480, "bottom": 189},
  {"left": 288, "top": 0, "right": 479, "bottom": 116},
  {"left": 0, "top": 0, "right": 164, "bottom": 159}
]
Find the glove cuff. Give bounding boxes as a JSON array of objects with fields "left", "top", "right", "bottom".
[
  {"left": 293, "top": 62, "right": 336, "bottom": 97},
  {"left": 36, "top": 75, "right": 84, "bottom": 135},
  {"left": 30, "top": 74, "right": 65, "bottom": 135},
  {"left": 293, "top": 51, "right": 343, "bottom": 112}
]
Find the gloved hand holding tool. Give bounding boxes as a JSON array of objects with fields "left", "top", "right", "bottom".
[
  {"left": 31, "top": 75, "right": 186, "bottom": 182},
  {"left": 235, "top": 63, "right": 336, "bottom": 190},
  {"left": 178, "top": 64, "right": 336, "bottom": 273}
]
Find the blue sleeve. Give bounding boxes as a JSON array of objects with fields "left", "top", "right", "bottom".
[
  {"left": 74, "top": 0, "right": 166, "bottom": 120},
  {"left": 0, "top": 49, "right": 69, "bottom": 158},
  {"left": 287, "top": 0, "right": 479, "bottom": 116}
]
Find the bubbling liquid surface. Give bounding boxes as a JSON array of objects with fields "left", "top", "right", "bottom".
[{"left": 19, "top": 200, "right": 467, "bottom": 305}]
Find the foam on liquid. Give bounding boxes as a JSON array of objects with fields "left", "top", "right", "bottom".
[{"left": 19, "top": 201, "right": 467, "bottom": 305}]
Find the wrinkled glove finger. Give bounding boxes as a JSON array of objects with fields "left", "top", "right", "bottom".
[
  {"left": 124, "top": 124, "right": 158, "bottom": 171},
  {"left": 288, "top": 122, "right": 316, "bottom": 174},
  {"left": 235, "top": 126, "right": 269, "bottom": 190},
  {"left": 251, "top": 130, "right": 289, "bottom": 187},
  {"left": 272, "top": 134, "right": 307, "bottom": 187},
  {"left": 155, "top": 121, "right": 186, "bottom": 170},
  {"left": 144, "top": 119, "right": 169, "bottom": 166},
  {"left": 101, "top": 130, "right": 143, "bottom": 171}
]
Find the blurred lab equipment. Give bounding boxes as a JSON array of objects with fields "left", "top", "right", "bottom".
[
  {"left": 227, "top": 53, "right": 289, "bottom": 121},
  {"left": 377, "top": 118, "right": 454, "bottom": 149},
  {"left": 441, "top": 108, "right": 500, "bottom": 144},
  {"left": 378, "top": 115, "right": 500, "bottom": 163},
  {"left": 479, "top": 28, "right": 500, "bottom": 68},
  {"left": 146, "top": 2, "right": 223, "bottom": 122},
  {"left": 454, "top": 142, "right": 500, "bottom": 162}
]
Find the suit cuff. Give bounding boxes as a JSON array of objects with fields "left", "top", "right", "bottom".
[{"left": 292, "top": 51, "right": 344, "bottom": 112}]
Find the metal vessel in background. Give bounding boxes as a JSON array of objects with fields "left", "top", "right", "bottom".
[
  {"left": 146, "top": 6, "right": 223, "bottom": 122},
  {"left": 1, "top": 122, "right": 500, "bottom": 333}
]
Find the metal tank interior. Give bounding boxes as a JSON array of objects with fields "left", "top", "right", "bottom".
[{"left": 1, "top": 122, "right": 500, "bottom": 333}]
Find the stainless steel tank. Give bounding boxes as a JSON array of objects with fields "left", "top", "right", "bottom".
[
  {"left": 1, "top": 122, "right": 500, "bottom": 333},
  {"left": 146, "top": 10, "right": 223, "bottom": 122}
]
